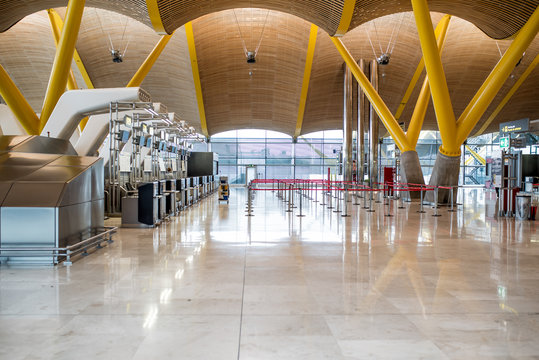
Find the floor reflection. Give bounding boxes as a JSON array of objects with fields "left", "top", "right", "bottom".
[{"left": 0, "top": 187, "right": 538, "bottom": 359}]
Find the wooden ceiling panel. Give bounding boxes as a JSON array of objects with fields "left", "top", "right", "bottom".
[
  {"left": 0, "top": 7, "right": 537, "bottom": 140},
  {"left": 349, "top": 0, "right": 538, "bottom": 40},
  {"left": 192, "top": 9, "right": 310, "bottom": 136},
  {"left": 303, "top": 12, "right": 539, "bottom": 136},
  {"left": 0, "top": 12, "right": 58, "bottom": 112},
  {"left": 0, "top": 8, "right": 201, "bottom": 132},
  {"left": 0, "top": 0, "right": 151, "bottom": 33},
  {"left": 1, "top": 0, "right": 536, "bottom": 40}
]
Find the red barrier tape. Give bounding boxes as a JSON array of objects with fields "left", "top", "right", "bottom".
[{"left": 251, "top": 179, "right": 445, "bottom": 192}]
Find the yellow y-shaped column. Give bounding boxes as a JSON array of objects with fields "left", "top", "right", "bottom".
[
  {"left": 0, "top": 65, "right": 40, "bottom": 134},
  {"left": 40, "top": 0, "right": 85, "bottom": 133}
]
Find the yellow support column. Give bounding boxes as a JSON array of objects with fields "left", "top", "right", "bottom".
[
  {"left": 411, "top": 0, "right": 459, "bottom": 155},
  {"left": 456, "top": 7, "right": 539, "bottom": 144},
  {"left": 331, "top": 37, "right": 413, "bottom": 152},
  {"left": 185, "top": 22, "right": 209, "bottom": 138},
  {"left": 145, "top": 0, "right": 168, "bottom": 35},
  {"left": 395, "top": 15, "right": 451, "bottom": 122},
  {"left": 47, "top": 8, "right": 95, "bottom": 131},
  {"left": 0, "top": 65, "right": 40, "bottom": 135},
  {"left": 334, "top": 0, "right": 356, "bottom": 37},
  {"left": 395, "top": 59, "right": 425, "bottom": 122},
  {"left": 47, "top": 8, "right": 94, "bottom": 90},
  {"left": 40, "top": 0, "right": 85, "bottom": 132},
  {"left": 294, "top": 24, "right": 318, "bottom": 138},
  {"left": 127, "top": 34, "right": 174, "bottom": 87},
  {"left": 407, "top": 15, "right": 451, "bottom": 147},
  {"left": 474, "top": 53, "right": 539, "bottom": 137},
  {"left": 47, "top": 9, "right": 79, "bottom": 91}
]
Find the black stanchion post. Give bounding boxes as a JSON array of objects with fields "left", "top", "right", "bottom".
[
  {"left": 297, "top": 187, "right": 306, "bottom": 217},
  {"left": 333, "top": 186, "right": 342, "bottom": 213},
  {"left": 367, "top": 187, "right": 375, "bottom": 213},
  {"left": 353, "top": 183, "right": 360, "bottom": 205},
  {"left": 433, "top": 187, "right": 441, "bottom": 217},
  {"left": 417, "top": 185, "right": 426, "bottom": 214},
  {"left": 385, "top": 190, "right": 392, "bottom": 217},
  {"left": 286, "top": 184, "right": 293, "bottom": 213},
  {"left": 342, "top": 187, "right": 350, "bottom": 217},
  {"left": 398, "top": 186, "right": 405, "bottom": 209},
  {"left": 327, "top": 183, "right": 334, "bottom": 209},
  {"left": 246, "top": 187, "right": 254, "bottom": 216},
  {"left": 448, "top": 186, "right": 456, "bottom": 212}
]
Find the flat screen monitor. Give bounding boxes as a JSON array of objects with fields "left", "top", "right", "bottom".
[
  {"left": 124, "top": 115, "right": 132, "bottom": 127},
  {"left": 144, "top": 138, "right": 152, "bottom": 148}
]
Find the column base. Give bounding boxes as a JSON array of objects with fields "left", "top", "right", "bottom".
[
  {"left": 399, "top": 150, "right": 425, "bottom": 200},
  {"left": 426, "top": 149, "right": 460, "bottom": 204}
]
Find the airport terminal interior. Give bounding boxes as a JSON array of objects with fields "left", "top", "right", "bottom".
[{"left": 0, "top": 0, "right": 538, "bottom": 359}]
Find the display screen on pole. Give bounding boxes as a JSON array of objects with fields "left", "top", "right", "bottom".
[{"left": 124, "top": 115, "right": 132, "bottom": 127}]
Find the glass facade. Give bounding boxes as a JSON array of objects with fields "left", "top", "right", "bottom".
[
  {"left": 194, "top": 129, "right": 536, "bottom": 186},
  {"left": 206, "top": 130, "right": 343, "bottom": 185}
]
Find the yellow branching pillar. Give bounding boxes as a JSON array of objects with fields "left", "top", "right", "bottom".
[
  {"left": 127, "top": 33, "right": 174, "bottom": 87},
  {"left": 331, "top": 15, "right": 450, "bottom": 197},
  {"left": 47, "top": 8, "right": 95, "bottom": 132},
  {"left": 0, "top": 65, "right": 41, "bottom": 135},
  {"left": 411, "top": 0, "right": 539, "bottom": 202},
  {"left": 40, "top": 0, "right": 85, "bottom": 133}
]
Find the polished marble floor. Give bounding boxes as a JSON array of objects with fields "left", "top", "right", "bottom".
[{"left": 1, "top": 187, "right": 538, "bottom": 359}]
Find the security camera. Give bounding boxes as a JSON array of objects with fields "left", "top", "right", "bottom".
[
  {"left": 111, "top": 49, "right": 123, "bottom": 63},
  {"left": 377, "top": 53, "right": 390, "bottom": 65}
]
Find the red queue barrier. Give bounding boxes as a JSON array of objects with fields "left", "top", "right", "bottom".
[{"left": 250, "top": 179, "right": 438, "bottom": 193}]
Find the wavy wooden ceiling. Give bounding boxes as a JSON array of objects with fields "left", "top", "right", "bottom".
[
  {"left": 0, "top": 0, "right": 151, "bottom": 32},
  {"left": 303, "top": 13, "right": 539, "bottom": 135},
  {"left": 0, "top": 9, "right": 200, "bottom": 132},
  {"left": 0, "top": 6, "right": 537, "bottom": 138},
  {"left": 0, "top": 0, "right": 537, "bottom": 39}
]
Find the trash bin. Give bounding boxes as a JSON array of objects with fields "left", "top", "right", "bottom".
[
  {"left": 515, "top": 193, "right": 531, "bottom": 220},
  {"left": 485, "top": 189, "right": 498, "bottom": 218}
]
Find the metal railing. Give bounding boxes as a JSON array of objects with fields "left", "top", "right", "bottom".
[{"left": 0, "top": 226, "right": 117, "bottom": 266}]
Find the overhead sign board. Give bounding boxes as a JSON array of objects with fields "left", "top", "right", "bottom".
[{"left": 499, "top": 118, "right": 529, "bottom": 134}]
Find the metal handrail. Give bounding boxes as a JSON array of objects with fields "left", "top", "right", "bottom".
[{"left": 0, "top": 226, "right": 117, "bottom": 266}]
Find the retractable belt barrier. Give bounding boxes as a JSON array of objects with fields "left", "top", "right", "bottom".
[{"left": 246, "top": 179, "right": 461, "bottom": 218}]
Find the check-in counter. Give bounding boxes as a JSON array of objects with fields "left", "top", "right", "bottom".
[
  {"left": 191, "top": 177, "right": 199, "bottom": 203},
  {"left": 176, "top": 178, "right": 186, "bottom": 210},
  {"left": 187, "top": 177, "right": 194, "bottom": 206},
  {"left": 132, "top": 181, "right": 159, "bottom": 227},
  {"left": 0, "top": 136, "right": 104, "bottom": 265},
  {"left": 199, "top": 176, "right": 206, "bottom": 198},
  {"left": 158, "top": 180, "right": 167, "bottom": 220},
  {"left": 165, "top": 179, "right": 178, "bottom": 216}
]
